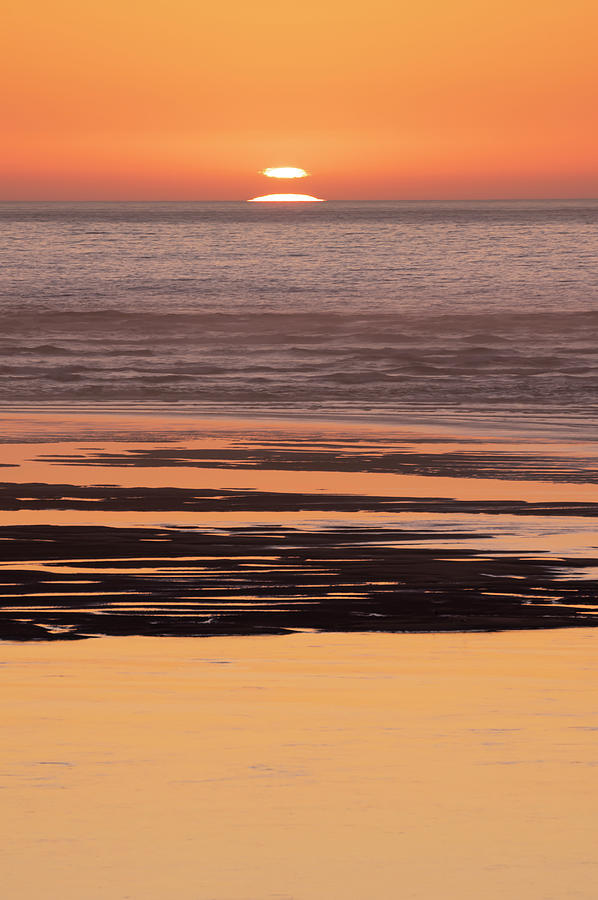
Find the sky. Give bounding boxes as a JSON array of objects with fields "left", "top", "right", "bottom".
[{"left": 2, "top": 0, "right": 597, "bottom": 200}]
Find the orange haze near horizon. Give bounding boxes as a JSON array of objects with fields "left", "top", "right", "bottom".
[{"left": 2, "top": 0, "right": 597, "bottom": 200}]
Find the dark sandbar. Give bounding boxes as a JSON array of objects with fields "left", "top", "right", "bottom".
[{"left": 1, "top": 521, "right": 597, "bottom": 641}]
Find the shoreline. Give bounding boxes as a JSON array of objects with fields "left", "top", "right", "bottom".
[{"left": 1, "top": 408, "right": 597, "bottom": 642}]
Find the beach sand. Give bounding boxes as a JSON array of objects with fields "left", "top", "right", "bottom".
[{"left": 3, "top": 627, "right": 598, "bottom": 900}]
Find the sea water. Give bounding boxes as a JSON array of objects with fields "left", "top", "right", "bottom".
[{"left": 1, "top": 200, "right": 597, "bottom": 411}]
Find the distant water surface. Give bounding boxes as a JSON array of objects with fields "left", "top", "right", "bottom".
[{"left": 1, "top": 201, "right": 597, "bottom": 410}]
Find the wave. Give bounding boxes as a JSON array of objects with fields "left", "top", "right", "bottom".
[
  {"left": 2, "top": 201, "right": 597, "bottom": 411},
  {"left": 0, "top": 307, "right": 596, "bottom": 409}
]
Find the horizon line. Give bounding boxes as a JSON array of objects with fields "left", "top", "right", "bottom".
[{"left": 1, "top": 196, "right": 598, "bottom": 204}]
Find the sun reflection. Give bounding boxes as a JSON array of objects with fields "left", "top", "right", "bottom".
[
  {"left": 262, "top": 167, "right": 308, "bottom": 178},
  {"left": 248, "top": 193, "right": 324, "bottom": 202}
]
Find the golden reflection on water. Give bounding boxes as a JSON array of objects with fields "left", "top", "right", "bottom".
[{"left": 3, "top": 630, "right": 598, "bottom": 900}]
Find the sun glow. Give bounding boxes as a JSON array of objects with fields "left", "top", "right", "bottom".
[
  {"left": 248, "top": 193, "right": 324, "bottom": 202},
  {"left": 262, "top": 167, "right": 308, "bottom": 179}
]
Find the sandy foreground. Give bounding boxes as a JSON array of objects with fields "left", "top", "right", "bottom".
[{"left": 3, "top": 628, "right": 598, "bottom": 900}]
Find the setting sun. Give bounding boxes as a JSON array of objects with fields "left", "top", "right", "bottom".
[
  {"left": 262, "top": 167, "right": 308, "bottom": 179},
  {"left": 248, "top": 193, "right": 324, "bottom": 202}
]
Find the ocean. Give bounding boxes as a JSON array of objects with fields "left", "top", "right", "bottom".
[{"left": 1, "top": 200, "right": 597, "bottom": 412}]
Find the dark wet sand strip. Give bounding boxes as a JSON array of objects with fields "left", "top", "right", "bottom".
[
  {"left": 2, "top": 416, "right": 597, "bottom": 641},
  {"left": 40, "top": 444, "right": 598, "bottom": 484},
  {"left": 2, "top": 481, "right": 598, "bottom": 517},
  {"left": 2, "top": 523, "right": 597, "bottom": 641}
]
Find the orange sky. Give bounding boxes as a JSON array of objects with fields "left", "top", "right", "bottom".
[{"left": 2, "top": 0, "right": 597, "bottom": 200}]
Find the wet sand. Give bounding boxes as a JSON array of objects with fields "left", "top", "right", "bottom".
[
  {"left": 3, "top": 628, "right": 598, "bottom": 900},
  {"left": 2, "top": 409, "right": 598, "bottom": 899},
  {"left": 0, "top": 407, "right": 597, "bottom": 640}
]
